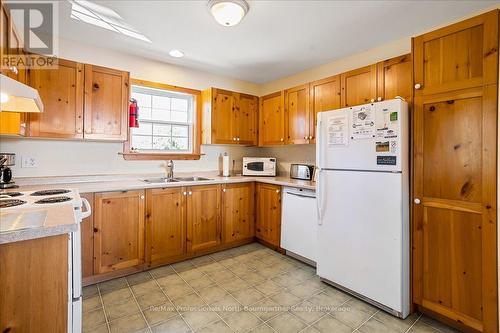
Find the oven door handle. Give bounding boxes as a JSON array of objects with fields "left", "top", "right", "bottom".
[{"left": 81, "top": 197, "right": 92, "bottom": 219}]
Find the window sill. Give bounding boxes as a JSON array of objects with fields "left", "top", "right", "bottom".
[{"left": 121, "top": 152, "right": 202, "bottom": 160}]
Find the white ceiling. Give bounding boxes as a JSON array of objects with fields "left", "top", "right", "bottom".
[{"left": 55, "top": 0, "right": 497, "bottom": 84}]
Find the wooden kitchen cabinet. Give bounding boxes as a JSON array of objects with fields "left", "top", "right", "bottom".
[
  {"left": 285, "top": 84, "right": 310, "bottom": 145},
  {"left": 412, "top": 10, "right": 498, "bottom": 333},
  {"left": 255, "top": 183, "right": 281, "bottom": 247},
  {"left": 28, "top": 59, "right": 85, "bottom": 138},
  {"left": 93, "top": 190, "right": 145, "bottom": 274},
  {"left": 259, "top": 91, "right": 286, "bottom": 146},
  {"left": 80, "top": 193, "right": 94, "bottom": 279},
  {"left": 186, "top": 185, "right": 221, "bottom": 253},
  {"left": 202, "top": 88, "right": 258, "bottom": 145},
  {"left": 222, "top": 182, "right": 255, "bottom": 244},
  {"left": 84, "top": 64, "right": 129, "bottom": 141},
  {"left": 377, "top": 54, "right": 412, "bottom": 102},
  {"left": 341, "top": 64, "right": 377, "bottom": 107},
  {"left": 0, "top": 235, "right": 68, "bottom": 332},
  {"left": 146, "top": 187, "right": 186, "bottom": 266},
  {"left": 309, "top": 75, "right": 342, "bottom": 143}
]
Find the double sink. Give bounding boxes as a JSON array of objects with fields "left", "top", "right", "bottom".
[{"left": 142, "top": 176, "right": 213, "bottom": 184}]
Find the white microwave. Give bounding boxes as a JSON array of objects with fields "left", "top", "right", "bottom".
[{"left": 243, "top": 157, "right": 277, "bottom": 176}]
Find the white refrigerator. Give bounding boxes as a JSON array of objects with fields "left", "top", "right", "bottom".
[{"left": 315, "top": 98, "right": 410, "bottom": 318}]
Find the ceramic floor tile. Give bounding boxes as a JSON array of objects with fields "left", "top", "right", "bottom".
[
  {"left": 248, "top": 324, "right": 276, "bottom": 333},
  {"left": 199, "top": 262, "right": 225, "bottom": 273},
  {"left": 209, "top": 294, "right": 243, "bottom": 316},
  {"left": 308, "top": 291, "right": 348, "bottom": 309},
  {"left": 198, "top": 285, "right": 229, "bottom": 304},
  {"left": 126, "top": 271, "right": 152, "bottom": 286},
  {"left": 99, "top": 278, "right": 128, "bottom": 294},
  {"left": 372, "top": 311, "right": 419, "bottom": 332},
  {"left": 321, "top": 287, "right": 351, "bottom": 305},
  {"left": 83, "top": 285, "right": 99, "bottom": 299},
  {"left": 182, "top": 309, "right": 220, "bottom": 331},
  {"left": 84, "top": 323, "right": 109, "bottom": 333},
  {"left": 151, "top": 316, "right": 191, "bottom": 333},
  {"left": 288, "top": 279, "right": 323, "bottom": 298},
  {"left": 313, "top": 314, "right": 353, "bottom": 333},
  {"left": 197, "top": 319, "right": 232, "bottom": 333},
  {"left": 150, "top": 265, "right": 176, "bottom": 279},
  {"left": 178, "top": 267, "right": 206, "bottom": 282},
  {"left": 131, "top": 280, "right": 161, "bottom": 297},
  {"left": 232, "top": 287, "right": 265, "bottom": 306},
  {"left": 224, "top": 310, "right": 263, "bottom": 333},
  {"left": 156, "top": 274, "right": 185, "bottom": 288},
  {"left": 173, "top": 292, "right": 207, "bottom": 312},
  {"left": 83, "top": 295, "right": 102, "bottom": 313},
  {"left": 105, "top": 297, "right": 140, "bottom": 321},
  {"left": 207, "top": 269, "right": 236, "bottom": 284},
  {"left": 270, "top": 290, "right": 302, "bottom": 307},
  {"left": 101, "top": 287, "right": 133, "bottom": 307},
  {"left": 143, "top": 302, "right": 178, "bottom": 326},
  {"left": 109, "top": 312, "right": 148, "bottom": 333},
  {"left": 301, "top": 326, "right": 322, "bottom": 333},
  {"left": 267, "top": 312, "right": 307, "bottom": 333},
  {"left": 290, "top": 300, "right": 326, "bottom": 324},
  {"left": 136, "top": 289, "right": 169, "bottom": 309},
  {"left": 249, "top": 298, "right": 283, "bottom": 321},
  {"left": 82, "top": 308, "right": 107, "bottom": 332},
  {"left": 220, "top": 276, "right": 250, "bottom": 293},
  {"left": 172, "top": 260, "right": 196, "bottom": 273},
  {"left": 187, "top": 275, "right": 216, "bottom": 290},
  {"left": 408, "top": 321, "right": 441, "bottom": 333},
  {"left": 162, "top": 282, "right": 195, "bottom": 300},
  {"left": 359, "top": 317, "right": 400, "bottom": 333},
  {"left": 254, "top": 279, "right": 284, "bottom": 296},
  {"left": 239, "top": 271, "right": 267, "bottom": 285},
  {"left": 190, "top": 255, "right": 216, "bottom": 267},
  {"left": 271, "top": 272, "right": 303, "bottom": 288},
  {"left": 419, "top": 315, "right": 460, "bottom": 333},
  {"left": 330, "top": 301, "right": 373, "bottom": 329}
]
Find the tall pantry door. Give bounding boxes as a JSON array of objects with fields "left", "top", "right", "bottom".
[{"left": 412, "top": 10, "right": 498, "bottom": 333}]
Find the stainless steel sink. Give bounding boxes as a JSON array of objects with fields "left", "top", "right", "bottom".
[
  {"left": 173, "top": 176, "right": 213, "bottom": 182},
  {"left": 142, "top": 178, "right": 179, "bottom": 184}
]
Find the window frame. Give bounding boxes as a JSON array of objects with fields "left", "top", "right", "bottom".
[{"left": 122, "top": 79, "right": 202, "bottom": 160}]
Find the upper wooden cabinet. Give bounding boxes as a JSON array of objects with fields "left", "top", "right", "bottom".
[
  {"left": 413, "top": 11, "right": 498, "bottom": 97},
  {"left": 28, "top": 59, "right": 84, "bottom": 138},
  {"left": 255, "top": 183, "right": 282, "bottom": 247},
  {"left": 93, "top": 190, "right": 145, "bottom": 274},
  {"left": 84, "top": 64, "right": 129, "bottom": 140},
  {"left": 186, "top": 185, "right": 221, "bottom": 253},
  {"left": 259, "top": 91, "right": 285, "bottom": 146},
  {"left": 222, "top": 182, "right": 255, "bottom": 244},
  {"left": 341, "top": 64, "right": 377, "bottom": 107},
  {"left": 202, "top": 88, "right": 258, "bottom": 145},
  {"left": 309, "top": 75, "right": 341, "bottom": 143},
  {"left": 285, "top": 84, "right": 310, "bottom": 145},
  {"left": 146, "top": 187, "right": 186, "bottom": 266},
  {"left": 377, "top": 54, "right": 412, "bottom": 102}
]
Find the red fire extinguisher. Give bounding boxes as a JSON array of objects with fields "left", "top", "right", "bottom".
[{"left": 129, "top": 98, "right": 139, "bottom": 128}]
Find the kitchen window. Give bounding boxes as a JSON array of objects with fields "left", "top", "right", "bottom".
[{"left": 123, "top": 79, "right": 202, "bottom": 160}]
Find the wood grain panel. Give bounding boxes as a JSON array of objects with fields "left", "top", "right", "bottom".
[
  {"left": 285, "top": 84, "right": 310, "bottom": 145},
  {"left": 236, "top": 93, "right": 258, "bottom": 145},
  {"left": 309, "top": 75, "right": 341, "bottom": 142},
  {"left": 377, "top": 54, "right": 412, "bottom": 102},
  {"left": 222, "top": 182, "right": 255, "bottom": 243},
  {"left": 94, "top": 190, "right": 145, "bottom": 274},
  {"left": 255, "top": 183, "right": 281, "bottom": 247},
  {"left": 213, "top": 89, "right": 237, "bottom": 144},
  {"left": 259, "top": 91, "right": 285, "bottom": 146},
  {"left": 0, "top": 235, "right": 68, "bottom": 332},
  {"left": 341, "top": 64, "right": 377, "bottom": 107},
  {"left": 146, "top": 187, "right": 186, "bottom": 266}
]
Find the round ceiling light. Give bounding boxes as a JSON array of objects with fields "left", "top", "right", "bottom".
[
  {"left": 169, "top": 49, "right": 184, "bottom": 58},
  {"left": 208, "top": 0, "right": 249, "bottom": 27}
]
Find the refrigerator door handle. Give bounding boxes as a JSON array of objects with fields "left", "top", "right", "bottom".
[{"left": 316, "top": 168, "right": 323, "bottom": 224}]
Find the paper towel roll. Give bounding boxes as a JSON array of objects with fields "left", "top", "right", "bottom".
[{"left": 222, "top": 153, "right": 230, "bottom": 177}]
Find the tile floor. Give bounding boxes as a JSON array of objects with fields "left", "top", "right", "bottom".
[{"left": 83, "top": 243, "right": 459, "bottom": 333}]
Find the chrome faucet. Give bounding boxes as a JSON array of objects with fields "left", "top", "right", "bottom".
[{"left": 165, "top": 160, "right": 174, "bottom": 180}]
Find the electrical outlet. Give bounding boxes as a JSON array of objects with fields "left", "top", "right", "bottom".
[{"left": 22, "top": 156, "right": 38, "bottom": 168}]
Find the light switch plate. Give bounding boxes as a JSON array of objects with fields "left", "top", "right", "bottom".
[{"left": 22, "top": 156, "right": 38, "bottom": 168}]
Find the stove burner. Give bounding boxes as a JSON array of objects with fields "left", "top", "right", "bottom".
[
  {"left": 0, "top": 199, "right": 27, "bottom": 208},
  {"left": 34, "top": 196, "right": 72, "bottom": 204},
  {"left": 31, "top": 189, "right": 71, "bottom": 196},
  {"left": 0, "top": 192, "right": 23, "bottom": 197}
]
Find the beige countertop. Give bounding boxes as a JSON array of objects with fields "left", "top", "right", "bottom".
[{"left": 9, "top": 172, "right": 316, "bottom": 194}]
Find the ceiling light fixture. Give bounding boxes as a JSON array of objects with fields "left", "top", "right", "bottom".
[
  {"left": 169, "top": 50, "right": 185, "bottom": 58},
  {"left": 208, "top": 0, "right": 249, "bottom": 27}
]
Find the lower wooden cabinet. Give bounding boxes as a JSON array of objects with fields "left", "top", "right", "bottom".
[
  {"left": 146, "top": 187, "right": 186, "bottom": 266},
  {"left": 186, "top": 185, "right": 221, "bottom": 252},
  {"left": 80, "top": 193, "right": 94, "bottom": 278},
  {"left": 93, "top": 190, "right": 145, "bottom": 274},
  {"left": 0, "top": 235, "right": 68, "bottom": 332},
  {"left": 255, "top": 183, "right": 282, "bottom": 247},
  {"left": 222, "top": 182, "right": 255, "bottom": 244}
]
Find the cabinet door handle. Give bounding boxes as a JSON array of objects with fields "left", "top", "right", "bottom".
[
  {"left": 140, "top": 195, "right": 144, "bottom": 200},
  {"left": 280, "top": 138, "right": 284, "bottom": 142},
  {"left": 222, "top": 188, "right": 226, "bottom": 192},
  {"left": 9, "top": 66, "right": 18, "bottom": 74},
  {"left": 188, "top": 191, "right": 192, "bottom": 195},
  {"left": 183, "top": 191, "right": 187, "bottom": 196},
  {"left": 233, "top": 137, "right": 236, "bottom": 141},
  {"left": 414, "top": 198, "right": 421, "bottom": 204},
  {"left": 414, "top": 83, "right": 422, "bottom": 90},
  {"left": 370, "top": 98, "right": 375, "bottom": 103},
  {"left": 377, "top": 97, "right": 382, "bottom": 101},
  {"left": 275, "top": 189, "right": 280, "bottom": 193},
  {"left": 237, "top": 137, "right": 240, "bottom": 141},
  {"left": 309, "top": 135, "right": 313, "bottom": 140}
]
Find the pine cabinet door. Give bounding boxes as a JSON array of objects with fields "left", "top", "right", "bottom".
[
  {"left": 341, "top": 64, "right": 377, "bottom": 107},
  {"left": 236, "top": 93, "right": 258, "bottom": 145},
  {"left": 94, "top": 190, "right": 145, "bottom": 274},
  {"left": 259, "top": 92, "right": 285, "bottom": 146},
  {"left": 146, "top": 188, "right": 186, "bottom": 266},
  {"left": 222, "top": 182, "right": 255, "bottom": 243},
  {"left": 285, "top": 84, "right": 310, "bottom": 145},
  {"left": 186, "top": 185, "right": 221, "bottom": 252},
  {"left": 255, "top": 183, "right": 281, "bottom": 247},
  {"left": 309, "top": 75, "right": 341, "bottom": 143},
  {"left": 84, "top": 64, "right": 129, "bottom": 140},
  {"left": 212, "top": 89, "right": 238, "bottom": 144}
]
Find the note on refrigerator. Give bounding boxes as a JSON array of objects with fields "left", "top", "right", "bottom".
[
  {"left": 327, "top": 114, "right": 348, "bottom": 146},
  {"left": 351, "top": 105, "right": 375, "bottom": 140}
]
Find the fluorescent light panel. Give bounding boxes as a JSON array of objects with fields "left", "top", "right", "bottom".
[{"left": 69, "top": 0, "right": 151, "bottom": 43}]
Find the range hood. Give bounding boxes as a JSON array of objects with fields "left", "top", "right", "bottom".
[{"left": 0, "top": 74, "right": 44, "bottom": 113}]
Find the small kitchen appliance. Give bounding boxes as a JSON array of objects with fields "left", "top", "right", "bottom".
[
  {"left": 0, "top": 153, "right": 18, "bottom": 189},
  {"left": 242, "top": 157, "right": 276, "bottom": 176},
  {"left": 290, "top": 164, "right": 315, "bottom": 180}
]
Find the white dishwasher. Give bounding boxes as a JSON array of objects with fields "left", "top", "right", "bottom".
[{"left": 281, "top": 187, "right": 317, "bottom": 264}]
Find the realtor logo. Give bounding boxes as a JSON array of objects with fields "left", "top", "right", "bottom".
[{"left": 2, "top": 1, "right": 58, "bottom": 70}]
